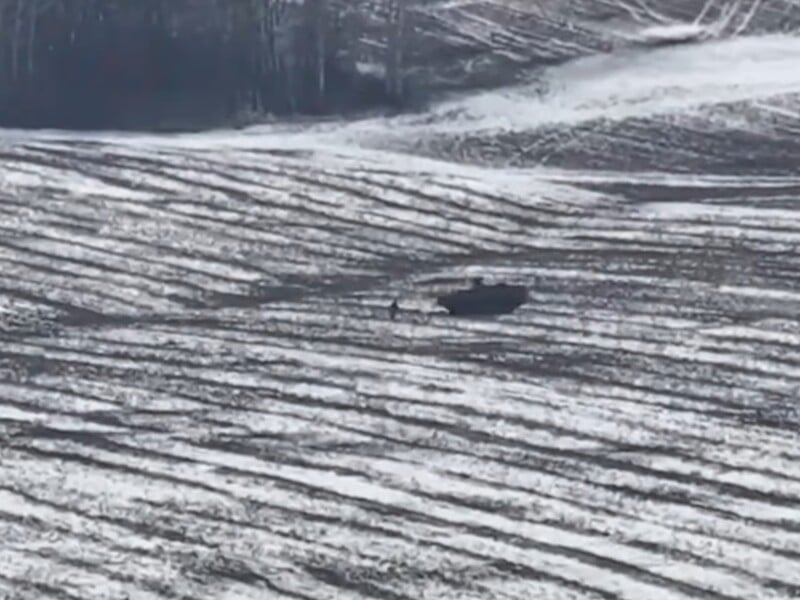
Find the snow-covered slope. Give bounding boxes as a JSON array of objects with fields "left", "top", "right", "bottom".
[
  {"left": 2, "top": 2, "right": 800, "bottom": 599},
  {"left": 367, "top": 0, "right": 800, "bottom": 90}
]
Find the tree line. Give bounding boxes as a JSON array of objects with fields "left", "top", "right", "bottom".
[{"left": 0, "top": 0, "right": 410, "bottom": 130}]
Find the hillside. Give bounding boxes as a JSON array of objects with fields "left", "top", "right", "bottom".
[
  {"left": 2, "top": 1, "right": 800, "bottom": 599},
  {"left": 368, "top": 0, "right": 800, "bottom": 90}
]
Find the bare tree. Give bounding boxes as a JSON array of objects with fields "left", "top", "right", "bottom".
[
  {"left": 23, "top": 0, "right": 57, "bottom": 78},
  {"left": 294, "top": 0, "right": 328, "bottom": 109},
  {"left": 0, "top": 1, "right": 9, "bottom": 82},
  {"left": 10, "top": 0, "right": 25, "bottom": 81},
  {"left": 384, "top": 0, "right": 406, "bottom": 101},
  {"left": 312, "top": 0, "right": 327, "bottom": 104}
]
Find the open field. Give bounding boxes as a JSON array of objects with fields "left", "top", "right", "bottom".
[{"left": 2, "top": 4, "right": 800, "bottom": 599}]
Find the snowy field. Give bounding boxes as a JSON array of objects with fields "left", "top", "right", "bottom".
[{"left": 2, "top": 4, "right": 800, "bottom": 600}]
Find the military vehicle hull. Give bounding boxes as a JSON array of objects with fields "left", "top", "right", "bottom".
[{"left": 436, "top": 283, "right": 528, "bottom": 316}]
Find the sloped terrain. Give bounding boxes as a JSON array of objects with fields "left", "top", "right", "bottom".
[
  {"left": 373, "top": 0, "right": 800, "bottom": 90},
  {"left": 2, "top": 2, "right": 800, "bottom": 599}
]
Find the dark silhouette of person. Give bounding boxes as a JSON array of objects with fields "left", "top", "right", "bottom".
[{"left": 388, "top": 298, "right": 399, "bottom": 320}]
